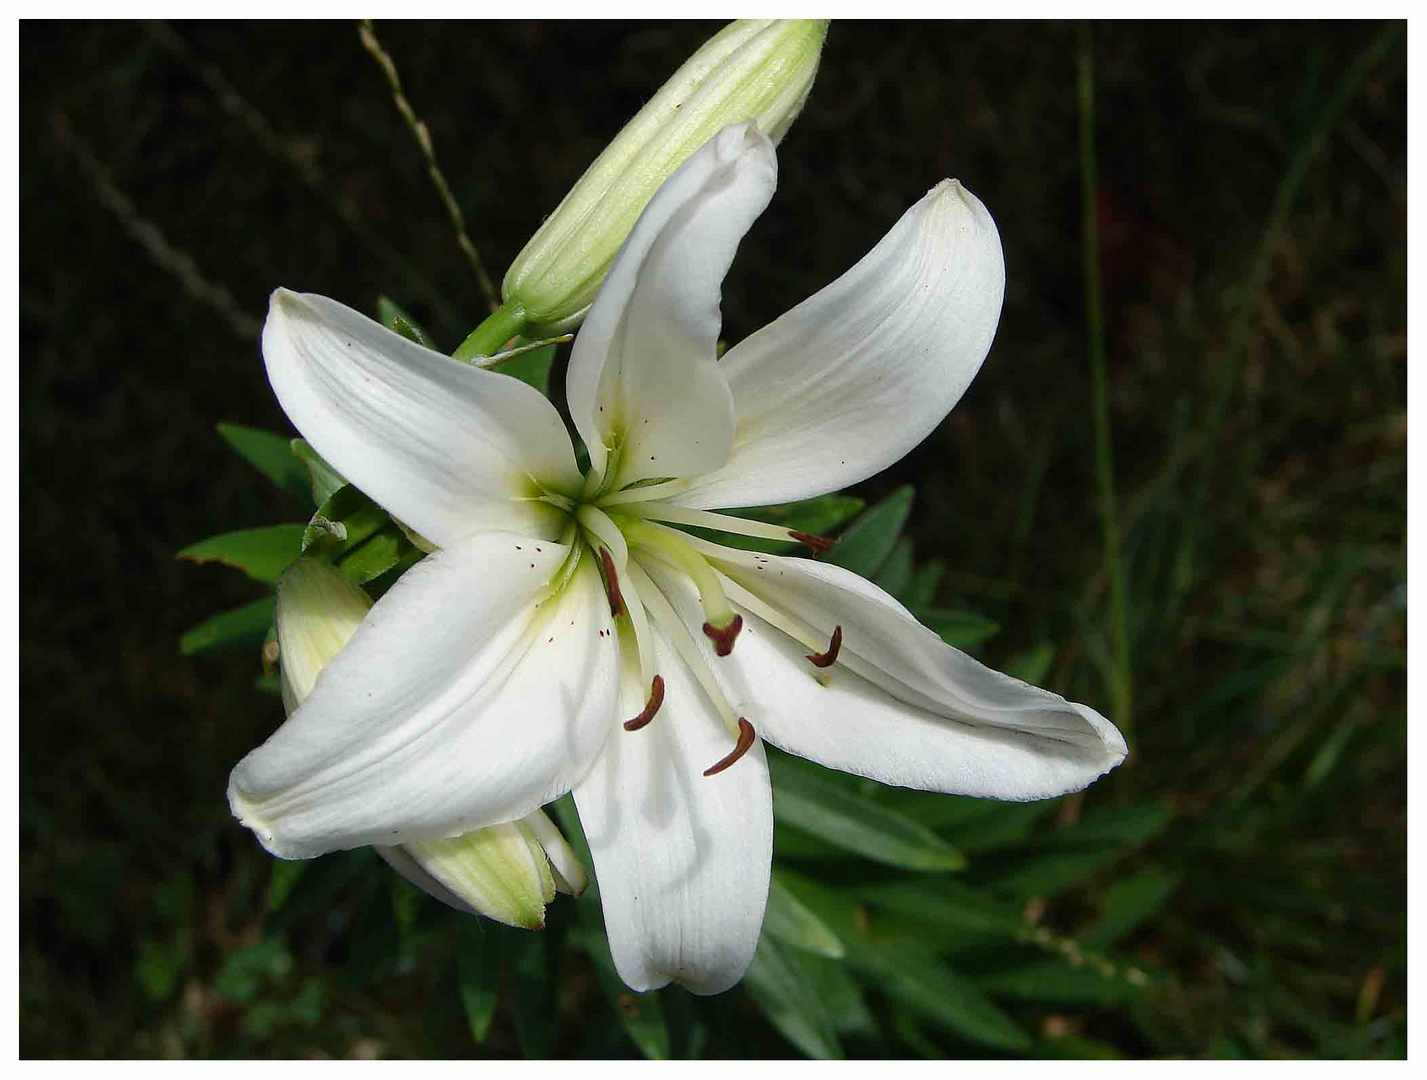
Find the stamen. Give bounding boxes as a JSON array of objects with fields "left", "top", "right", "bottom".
[
  {"left": 597, "top": 478, "right": 692, "bottom": 508},
  {"left": 807, "top": 625, "right": 843, "bottom": 668},
  {"left": 717, "top": 572, "right": 830, "bottom": 658},
  {"left": 790, "top": 530, "right": 835, "bottom": 555},
  {"left": 623, "top": 675, "right": 665, "bottom": 731},
  {"left": 702, "top": 614, "right": 744, "bottom": 657},
  {"left": 626, "top": 502, "right": 812, "bottom": 547},
  {"left": 703, "top": 717, "right": 757, "bottom": 777},
  {"left": 620, "top": 518, "right": 739, "bottom": 640},
  {"left": 626, "top": 560, "right": 743, "bottom": 736},
  {"left": 598, "top": 547, "right": 625, "bottom": 618}
]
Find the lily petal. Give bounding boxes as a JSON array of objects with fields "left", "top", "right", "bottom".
[
  {"left": 264, "top": 289, "right": 582, "bottom": 547},
  {"left": 566, "top": 123, "right": 776, "bottom": 490},
  {"left": 574, "top": 623, "right": 772, "bottom": 994},
  {"left": 677, "top": 180, "right": 1005, "bottom": 510},
  {"left": 229, "top": 535, "right": 619, "bottom": 859},
  {"left": 673, "top": 541, "right": 1126, "bottom": 801}
]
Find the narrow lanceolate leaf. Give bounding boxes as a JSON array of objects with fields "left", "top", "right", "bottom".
[
  {"left": 744, "top": 937, "right": 844, "bottom": 1059},
  {"left": 572, "top": 927, "right": 671, "bottom": 1060},
  {"left": 179, "top": 525, "right": 305, "bottom": 584},
  {"left": 764, "top": 873, "right": 845, "bottom": 958},
  {"left": 906, "top": 558, "right": 946, "bottom": 609},
  {"left": 768, "top": 754, "right": 966, "bottom": 872},
  {"left": 745, "top": 493, "right": 866, "bottom": 536},
  {"left": 826, "top": 485, "right": 913, "bottom": 577},
  {"left": 216, "top": 422, "right": 310, "bottom": 499},
  {"left": 334, "top": 527, "right": 410, "bottom": 585},
  {"left": 862, "top": 880, "right": 1027, "bottom": 941},
  {"left": 1084, "top": 867, "right": 1182, "bottom": 948},
  {"left": 874, "top": 536, "right": 915, "bottom": 598},
  {"left": 980, "top": 803, "right": 1173, "bottom": 900},
  {"left": 301, "top": 486, "right": 391, "bottom": 558},
  {"left": 455, "top": 920, "right": 498, "bottom": 1044},
  {"left": 921, "top": 608, "right": 1000, "bottom": 648},
  {"left": 377, "top": 295, "right": 439, "bottom": 351},
  {"left": 976, "top": 960, "right": 1138, "bottom": 1007},
  {"left": 850, "top": 942, "right": 1032, "bottom": 1054},
  {"left": 290, "top": 438, "right": 347, "bottom": 506},
  {"left": 178, "top": 597, "right": 275, "bottom": 656}
]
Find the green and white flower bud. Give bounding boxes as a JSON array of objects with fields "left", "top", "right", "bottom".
[
  {"left": 484, "top": 19, "right": 828, "bottom": 343},
  {"left": 274, "top": 558, "right": 585, "bottom": 929}
]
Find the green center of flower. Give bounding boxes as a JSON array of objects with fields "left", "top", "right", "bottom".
[{"left": 531, "top": 459, "right": 839, "bottom": 777}]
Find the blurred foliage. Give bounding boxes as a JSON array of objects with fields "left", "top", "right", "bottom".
[{"left": 20, "top": 19, "right": 1403, "bottom": 1059}]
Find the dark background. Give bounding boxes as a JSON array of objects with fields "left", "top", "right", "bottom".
[{"left": 20, "top": 20, "right": 1405, "bottom": 1058}]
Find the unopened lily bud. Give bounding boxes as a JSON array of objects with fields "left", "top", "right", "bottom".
[
  {"left": 486, "top": 19, "right": 828, "bottom": 342},
  {"left": 273, "top": 558, "right": 585, "bottom": 928}
]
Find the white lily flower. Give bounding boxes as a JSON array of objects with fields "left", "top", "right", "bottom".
[
  {"left": 276, "top": 557, "right": 586, "bottom": 930},
  {"left": 231, "top": 122, "right": 1127, "bottom": 994}
]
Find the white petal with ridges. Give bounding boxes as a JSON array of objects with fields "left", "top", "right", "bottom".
[
  {"left": 566, "top": 123, "right": 776, "bottom": 489},
  {"left": 263, "top": 290, "right": 582, "bottom": 546},
  {"left": 228, "top": 535, "right": 620, "bottom": 859},
  {"left": 664, "top": 541, "right": 1126, "bottom": 801},
  {"left": 574, "top": 623, "right": 772, "bottom": 995},
  {"left": 677, "top": 181, "right": 1005, "bottom": 510}
]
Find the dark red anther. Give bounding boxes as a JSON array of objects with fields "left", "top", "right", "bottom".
[
  {"left": 807, "top": 625, "right": 843, "bottom": 668},
  {"left": 624, "top": 675, "right": 665, "bottom": 732},
  {"left": 790, "top": 530, "right": 835, "bottom": 555},
  {"left": 701, "top": 614, "right": 743, "bottom": 657},
  {"left": 703, "top": 718, "right": 757, "bottom": 777},
  {"left": 598, "top": 547, "right": 625, "bottom": 618}
]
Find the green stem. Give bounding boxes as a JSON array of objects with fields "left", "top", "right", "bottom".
[
  {"left": 1077, "top": 23, "right": 1132, "bottom": 735},
  {"left": 452, "top": 300, "right": 528, "bottom": 363}
]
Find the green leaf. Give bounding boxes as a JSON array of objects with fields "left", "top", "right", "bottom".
[
  {"left": 217, "top": 422, "right": 309, "bottom": 499},
  {"left": 769, "top": 754, "right": 965, "bottom": 872},
  {"left": 977, "top": 960, "right": 1136, "bottom": 1007},
  {"left": 455, "top": 920, "right": 499, "bottom": 1044},
  {"left": 863, "top": 880, "right": 1027, "bottom": 941},
  {"left": 853, "top": 942, "right": 1032, "bottom": 1054},
  {"left": 796, "top": 953, "right": 876, "bottom": 1037},
  {"left": 922, "top": 608, "right": 1000, "bottom": 649},
  {"left": 1005, "top": 642, "right": 1056, "bottom": 684},
  {"left": 378, "top": 295, "right": 438, "bottom": 350},
  {"left": 493, "top": 342, "right": 556, "bottom": 396},
  {"left": 571, "top": 927, "right": 671, "bottom": 1059},
  {"left": 747, "top": 494, "right": 867, "bottom": 536},
  {"left": 291, "top": 438, "right": 347, "bottom": 506},
  {"left": 765, "top": 873, "right": 845, "bottom": 958},
  {"left": 335, "top": 527, "right": 409, "bottom": 585},
  {"left": 1084, "top": 867, "right": 1182, "bottom": 948},
  {"left": 980, "top": 804, "right": 1173, "bottom": 899},
  {"left": 875, "top": 536, "right": 915, "bottom": 598},
  {"left": 745, "top": 937, "right": 844, "bottom": 1059},
  {"left": 267, "top": 861, "right": 308, "bottom": 912},
  {"left": 827, "top": 485, "right": 913, "bottom": 576},
  {"left": 179, "top": 524, "right": 305, "bottom": 584},
  {"left": 495, "top": 924, "right": 556, "bottom": 1057},
  {"left": 301, "top": 486, "right": 392, "bottom": 559},
  {"left": 179, "top": 597, "right": 274, "bottom": 656},
  {"left": 906, "top": 558, "right": 946, "bottom": 609}
]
